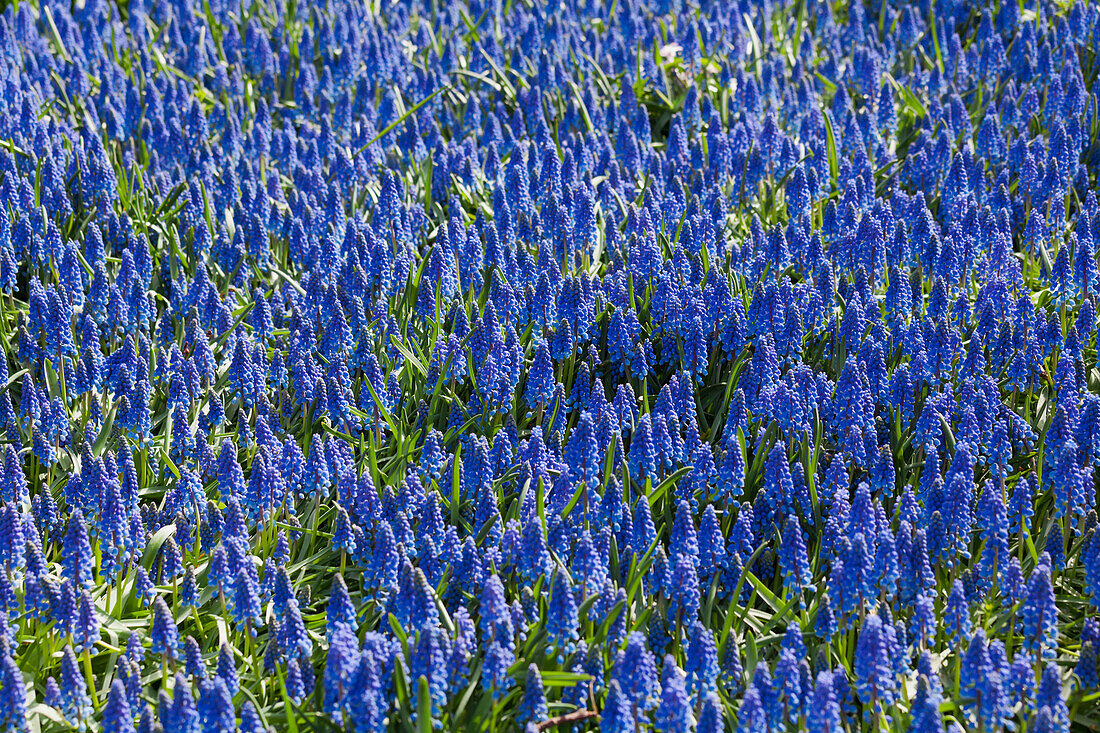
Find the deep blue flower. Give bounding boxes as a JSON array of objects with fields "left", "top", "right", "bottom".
[
  {"left": 517, "top": 664, "right": 548, "bottom": 727},
  {"left": 684, "top": 621, "right": 719, "bottom": 702},
  {"left": 409, "top": 625, "right": 450, "bottom": 726},
  {"left": 806, "top": 670, "right": 842, "bottom": 733},
  {"left": 960, "top": 630, "right": 1011, "bottom": 729},
  {"left": 735, "top": 681, "right": 769, "bottom": 733},
  {"left": 483, "top": 639, "right": 514, "bottom": 699},
  {"left": 211, "top": 642, "right": 238, "bottom": 696},
  {"left": 628, "top": 414, "right": 659, "bottom": 486},
  {"left": 101, "top": 679, "right": 134, "bottom": 733},
  {"left": 478, "top": 574, "right": 514, "bottom": 647},
  {"left": 654, "top": 655, "right": 692, "bottom": 733},
  {"left": 1020, "top": 557, "right": 1059, "bottom": 658},
  {"left": 230, "top": 566, "right": 264, "bottom": 633},
  {"left": 327, "top": 573, "right": 358, "bottom": 636},
  {"left": 600, "top": 680, "right": 635, "bottom": 733},
  {"left": 394, "top": 563, "right": 440, "bottom": 636},
  {"left": 778, "top": 514, "right": 812, "bottom": 604},
  {"left": 943, "top": 578, "right": 972, "bottom": 647},
  {"left": 525, "top": 338, "right": 556, "bottom": 412},
  {"left": 774, "top": 649, "right": 806, "bottom": 725},
  {"left": 74, "top": 590, "right": 100, "bottom": 653},
  {"left": 565, "top": 411, "right": 601, "bottom": 492},
  {"left": 669, "top": 500, "right": 699, "bottom": 567},
  {"left": 854, "top": 614, "right": 897, "bottom": 714},
  {"left": 150, "top": 596, "right": 180, "bottom": 660},
  {"left": 196, "top": 677, "right": 234, "bottom": 733},
  {"left": 519, "top": 519, "right": 554, "bottom": 587},
  {"left": 697, "top": 505, "right": 727, "bottom": 578},
  {"left": 62, "top": 514, "right": 94, "bottom": 589},
  {"left": 279, "top": 599, "right": 312, "bottom": 662},
  {"left": 615, "top": 632, "right": 659, "bottom": 712},
  {"left": 668, "top": 553, "right": 700, "bottom": 621},
  {"left": 908, "top": 674, "right": 944, "bottom": 733},
  {"left": 546, "top": 571, "right": 579, "bottom": 659},
  {"left": 57, "top": 645, "right": 92, "bottom": 726},
  {"left": 716, "top": 437, "right": 745, "bottom": 501},
  {"left": 1036, "top": 663, "right": 1069, "bottom": 733}
]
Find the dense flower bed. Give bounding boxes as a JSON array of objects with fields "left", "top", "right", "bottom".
[{"left": 0, "top": 0, "right": 1097, "bottom": 730}]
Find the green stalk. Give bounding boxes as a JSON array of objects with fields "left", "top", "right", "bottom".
[{"left": 84, "top": 647, "right": 100, "bottom": 708}]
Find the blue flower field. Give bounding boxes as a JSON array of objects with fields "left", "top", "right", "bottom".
[{"left": 0, "top": 0, "right": 1097, "bottom": 731}]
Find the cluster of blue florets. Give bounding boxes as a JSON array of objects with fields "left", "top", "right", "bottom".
[{"left": 0, "top": 0, "right": 1097, "bottom": 731}]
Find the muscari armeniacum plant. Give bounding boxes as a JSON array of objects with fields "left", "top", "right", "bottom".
[{"left": 0, "top": 0, "right": 1097, "bottom": 731}]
